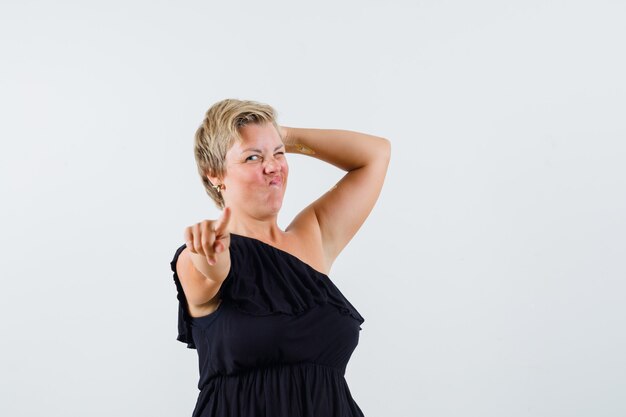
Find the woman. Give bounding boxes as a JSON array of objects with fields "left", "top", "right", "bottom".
[{"left": 170, "top": 98, "right": 390, "bottom": 416}]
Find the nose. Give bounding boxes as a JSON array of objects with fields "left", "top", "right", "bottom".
[{"left": 263, "top": 155, "right": 281, "bottom": 173}]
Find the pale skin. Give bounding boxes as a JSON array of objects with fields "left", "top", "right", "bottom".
[{"left": 177, "top": 122, "right": 391, "bottom": 317}]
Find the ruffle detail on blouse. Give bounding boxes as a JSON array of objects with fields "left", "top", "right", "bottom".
[
  {"left": 222, "top": 234, "right": 365, "bottom": 325},
  {"left": 170, "top": 243, "right": 196, "bottom": 349}
]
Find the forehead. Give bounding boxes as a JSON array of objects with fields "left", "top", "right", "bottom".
[{"left": 231, "top": 122, "right": 282, "bottom": 151}]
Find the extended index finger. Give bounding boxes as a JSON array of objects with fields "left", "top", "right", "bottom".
[{"left": 213, "top": 206, "right": 231, "bottom": 236}]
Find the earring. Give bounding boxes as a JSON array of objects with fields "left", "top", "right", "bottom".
[{"left": 211, "top": 183, "right": 224, "bottom": 193}]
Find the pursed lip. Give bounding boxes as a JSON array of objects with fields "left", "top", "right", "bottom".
[{"left": 268, "top": 176, "right": 283, "bottom": 186}]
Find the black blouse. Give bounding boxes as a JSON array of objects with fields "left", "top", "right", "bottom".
[{"left": 171, "top": 233, "right": 366, "bottom": 417}]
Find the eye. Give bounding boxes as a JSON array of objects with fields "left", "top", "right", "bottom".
[
  {"left": 245, "top": 155, "right": 261, "bottom": 162},
  {"left": 275, "top": 152, "right": 285, "bottom": 157}
]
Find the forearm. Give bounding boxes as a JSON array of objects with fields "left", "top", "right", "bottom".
[{"left": 281, "top": 127, "right": 390, "bottom": 171}]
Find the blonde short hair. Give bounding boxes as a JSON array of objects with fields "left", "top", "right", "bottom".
[{"left": 194, "top": 98, "right": 281, "bottom": 209}]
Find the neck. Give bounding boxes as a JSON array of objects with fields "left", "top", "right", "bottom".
[{"left": 228, "top": 208, "right": 284, "bottom": 244}]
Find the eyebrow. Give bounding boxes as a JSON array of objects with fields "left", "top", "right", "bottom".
[{"left": 240, "top": 144, "right": 285, "bottom": 154}]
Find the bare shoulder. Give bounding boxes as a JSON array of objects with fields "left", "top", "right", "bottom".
[
  {"left": 175, "top": 247, "right": 223, "bottom": 317},
  {"left": 285, "top": 204, "right": 331, "bottom": 275}
]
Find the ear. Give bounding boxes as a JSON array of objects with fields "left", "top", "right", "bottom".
[
  {"left": 207, "top": 174, "right": 223, "bottom": 187},
  {"left": 205, "top": 168, "right": 223, "bottom": 186}
]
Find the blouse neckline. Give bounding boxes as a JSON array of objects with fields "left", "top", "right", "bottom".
[{"left": 229, "top": 232, "right": 331, "bottom": 279}]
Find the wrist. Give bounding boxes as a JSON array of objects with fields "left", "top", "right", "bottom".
[
  {"left": 280, "top": 126, "right": 291, "bottom": 145},
  {"left": 280, "top": 126, "right": 316, "bottom": 155}
]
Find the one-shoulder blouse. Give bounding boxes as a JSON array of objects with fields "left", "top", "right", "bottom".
[{"left": 170, "top": 233, "right": 366, "bottom": 417}]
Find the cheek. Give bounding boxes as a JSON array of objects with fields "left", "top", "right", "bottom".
[{"left": 229, "top": 170, "right": 259, "bottom": 190}]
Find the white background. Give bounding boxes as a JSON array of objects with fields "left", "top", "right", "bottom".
[{"left": 1, "top": 1, "right": 625, "bottom": 416}]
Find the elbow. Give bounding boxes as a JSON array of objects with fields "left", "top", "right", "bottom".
[
  {"left": 380, "top": 137, "right": 391, "bottom": 163},
  {"left": 352, "top": 137, "right": 391, "bottom": 171},
  {"left": 364, "top": 138, "right": 390, "bottom": 171}
]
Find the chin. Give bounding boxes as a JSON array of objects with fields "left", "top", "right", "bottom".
[
  {"left": 267, "top": 199, "right": 284, "bottom": 214},
  {"left": 267, "top": 194, "right": 286, "bottom": 212}
]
